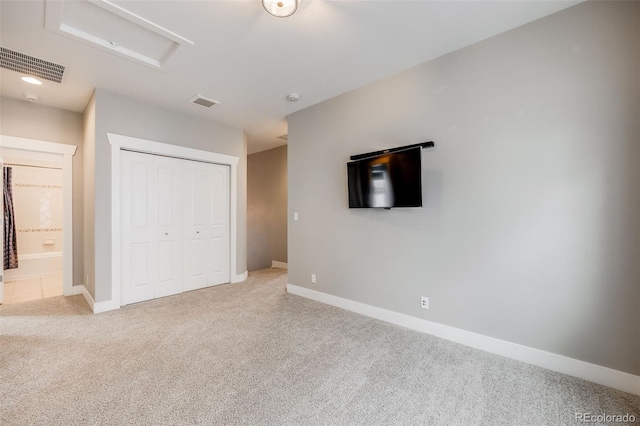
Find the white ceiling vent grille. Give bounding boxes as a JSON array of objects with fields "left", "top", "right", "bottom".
[
  {"left": 187, "top": 94, "right": 220, "bottom": 109},
  {"left": 0, "top": 47, "right": 65, "bottom": 83}
]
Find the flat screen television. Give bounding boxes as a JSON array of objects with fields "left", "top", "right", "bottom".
[{"left": 347, "top": 146, "right": 422, "bottom": 209}]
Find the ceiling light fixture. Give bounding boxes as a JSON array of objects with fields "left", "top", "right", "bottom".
[
  {"left": 22, "top": 76, "right": 43, "bottom": 85},
  {"left": 263, "top": 0, "right": 299, "bottom": 18},
  {"left": 286, "top": 93, "right": 301, "bottom": 102}
]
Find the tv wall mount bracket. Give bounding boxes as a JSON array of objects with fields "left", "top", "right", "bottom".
[{"left": 349, "top": 141, "right": 435, "bottom": 161}]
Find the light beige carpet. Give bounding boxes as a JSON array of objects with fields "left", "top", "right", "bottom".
[{"left": 1, "top": 268, "right": 638, "bottom": 425}]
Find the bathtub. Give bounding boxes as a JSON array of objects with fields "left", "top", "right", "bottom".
[{"left": 3, "top": 252, "right": 63, "bottom": 281}]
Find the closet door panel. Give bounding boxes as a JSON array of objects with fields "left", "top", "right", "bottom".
[
  {"left": 154, "top": 157, "right": 184, "bottom": 299},
  {"left": 130, "top": 243, "right": 150, "bottom": 287},
  {"left": 122, "top": 151, "right": 155, "bottom": 304},
  {"left": 184, "top": 162, "right": 210, "bottom": 292},
  {"left": 208, "top": 164, "right": 230, "bottom": 285}
]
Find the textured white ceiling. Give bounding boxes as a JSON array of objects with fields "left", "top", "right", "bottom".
[{"left": 0, "top": 1, "right": 580, "bottom": 153}]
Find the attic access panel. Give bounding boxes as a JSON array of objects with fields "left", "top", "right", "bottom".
[{"left": 45, "top": 0, "right": 194, "bottom": 71}]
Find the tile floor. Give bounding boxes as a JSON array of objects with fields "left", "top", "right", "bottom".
[{"left": 2, "top": 273, "right": 63, "bottom": 304}]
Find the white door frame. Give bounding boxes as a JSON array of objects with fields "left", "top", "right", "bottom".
[
  {"left": 108, "top": 133, "right": 241, "bottom": 308},
  {"left": 1, "top": 154, "right": 4, "bottom": 303},
  {"left": 0, "top": 135, "right": 77, "bottom": 297}
]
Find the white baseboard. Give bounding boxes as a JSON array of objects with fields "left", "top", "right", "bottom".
[
  {"left": 74, "top": 272, "right": 249, "bottom": 314},
  {"left": 271, "top": 261, "right": 288, "bottom": 270},
  {"left": 286, "top": 283, "right": 640, "bottom": 396},
  {"left": 93, "top": 299, "right": 120, "bottom": 314},
  {"left": 231, "top": 270, "right": 248, "bottom": 283},
  {"left": 75, "top": 284, "right": 94, "bottom": 311},
  {"left": 73, "top": 285, "right": 120, "bottom": 314}
]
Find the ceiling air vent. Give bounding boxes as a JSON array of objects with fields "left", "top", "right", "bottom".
[
  {"left": 187, "top": 94, "right": 220, "bottom": 109},
  {"left": 0, "top": 47, "right": 65, "bottom": 83}
]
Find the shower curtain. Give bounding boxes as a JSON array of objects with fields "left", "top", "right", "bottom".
[{"left": 4, "top": 166, "right": 18, "bottom": 270}]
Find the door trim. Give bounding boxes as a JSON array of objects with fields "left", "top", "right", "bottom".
[
  {"left": 108, "top": 133, "right": 240, "bottom": 309},
  {"left": 0, "top": 135, "right": 77, "bottom": 298}
]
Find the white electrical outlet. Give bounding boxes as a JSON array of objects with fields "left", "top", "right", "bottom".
[
  {"left": 294, "top": 212, "right": 299, "bottom": 221},
  {"left": 311, "top": 274, "right": 316, "bottom": 283},
  {"left": 421, "top": 296, "right": 429, "bottom": 309}
]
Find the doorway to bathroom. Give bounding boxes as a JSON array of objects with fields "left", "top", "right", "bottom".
[
  {"left": 3, "top": 150, "right": 63, "bottom": 303},
  {"left": 1, "top": 136, "right": 76, "bottom": 305}
]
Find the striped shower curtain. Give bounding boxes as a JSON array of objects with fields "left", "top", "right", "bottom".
[{"left": 4, "top": 166, "right": 18, "bottom": 270}]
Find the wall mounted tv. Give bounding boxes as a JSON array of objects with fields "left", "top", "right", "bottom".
[{"left": 347, "top": 146, "right": 423, "bottom": 209}]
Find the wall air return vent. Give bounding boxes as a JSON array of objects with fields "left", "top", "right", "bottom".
[
  {"left": 0, "top": 47, "right": 65, "bottom": 83},
  {"left": 187, "top": 94, "right": 220, "bottom": 109}
]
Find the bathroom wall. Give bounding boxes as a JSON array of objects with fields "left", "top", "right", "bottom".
[
  {"left": 3, "top": 153, "right": 64, "bottom": 280},
  {"left": 11, "top": 166, "right": 63, "bottom": 254}
]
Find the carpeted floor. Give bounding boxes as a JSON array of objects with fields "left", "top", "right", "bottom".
[{"left": 1, "top": 268, "right": 638, "bottom": 425}]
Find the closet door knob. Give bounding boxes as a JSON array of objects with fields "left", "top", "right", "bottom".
[{"left": 165, "top": 232, "right": 168, "bottom": 236}]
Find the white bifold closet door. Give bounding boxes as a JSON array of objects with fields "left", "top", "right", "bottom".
[
  {"left": 183, "top": 160, "right": 230, "bottom": 292},
  {"left": 121, "top": 150, "right": 230, "bottom": 305}
]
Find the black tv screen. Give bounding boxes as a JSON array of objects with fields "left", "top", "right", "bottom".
[{"left": 347, "top": 147, "right": 422, "bottom": 208}]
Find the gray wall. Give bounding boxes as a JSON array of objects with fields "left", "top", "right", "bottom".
[
  {"left": 1, "top": 96, "right": 84, "bottom": 287},
  {"left": 247, "top": 145, "right": 288, "bottom": 270},
  {"left": 86, "top": 89, "right": 247, "bottom": 303},
  {"left": 288, "top": 1, "right": 640, "bottom": 375},
  {"left": 82, "top": 93, "right": 96, "bottom": 296}
]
